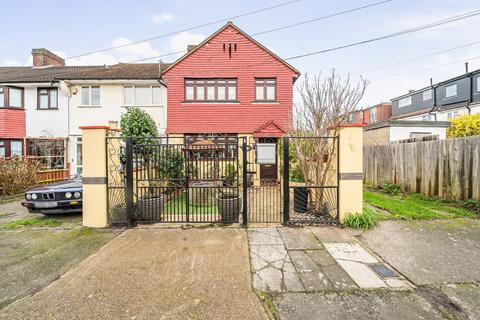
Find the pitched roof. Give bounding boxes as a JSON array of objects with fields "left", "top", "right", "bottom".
[
  {"left": 162, "top": 21, "right": 300, "bottom": 76},
  {"left": 0, "top": 63, "right": 171, "bottom": 83}
]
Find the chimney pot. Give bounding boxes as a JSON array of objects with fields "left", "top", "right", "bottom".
[{"left": 31, "top": 48, "right": 65, "bottom": 67}]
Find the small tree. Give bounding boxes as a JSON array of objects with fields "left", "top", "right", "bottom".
[
  {"left": 447, "top": 114, "right": 480, "bottom": 138},
  {"left": 293, "top": 70, "right": 368, "bottom": 213},
  {"left": 120, "top": 107, "right": 159, "bottom": 196}
]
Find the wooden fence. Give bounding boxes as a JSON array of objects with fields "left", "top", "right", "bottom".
[{"left": 363, "top": 136, "right": 480, "bottom": 200}]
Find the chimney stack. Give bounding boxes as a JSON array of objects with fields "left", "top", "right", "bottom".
[{"left": 31, "top": 48, "right": 65, "bottom": 67}]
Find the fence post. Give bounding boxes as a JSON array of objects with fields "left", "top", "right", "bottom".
[
  {"left": 242, "top": 137, "right": 248, "bottom": 227},
  {"left": 80, "top": 126, "right": 109, "bottom": 228},
  {"left": 125, "top": 138, "right": 135, "bottom": 228},
  {"left": 283, "top": 137, "right": 290, "bottom": 225}
]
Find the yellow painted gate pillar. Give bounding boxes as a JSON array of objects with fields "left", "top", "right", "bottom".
[
  {"left": 337, "top": 124, "right": 364, "bottom": 222},
  {"left": 80, "top": 126, "right": 110, "bottom": 228}
]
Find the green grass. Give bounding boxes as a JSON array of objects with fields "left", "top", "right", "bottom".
[
  {"left": 2, "top": 217, "right": 63, "bottom": 229},
  {"left": 164, "top": 192, "right": 218, "bottom": 215},
  {"left": 364, "top": 190, "right": 477, "bottom": 220},
  {"left": 343, "top": 207, "right": 378, "bottom": 229}
]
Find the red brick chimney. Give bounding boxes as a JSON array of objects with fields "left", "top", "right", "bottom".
[{"left": 31, "top": 48, "right": 65, "bottom": 67}]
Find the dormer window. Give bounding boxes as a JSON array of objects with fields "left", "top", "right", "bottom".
[
  {"left": 0, "top": 86, "right": 24, "bottom": 109},
  {"left": 445, "top": 84, "right": 458, "bottom": 98},
  {"left": 398, "top": 96, "right": 412, "bottom": 108},
  {"left": 422, "top": 89, "right": 432, "bottom": 101}
]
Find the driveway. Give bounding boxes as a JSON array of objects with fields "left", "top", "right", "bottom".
[{"left": 0, "top": 227, "right": 267, "bottom": 320}]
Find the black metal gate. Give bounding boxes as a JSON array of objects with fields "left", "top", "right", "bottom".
[{"left": 106, "top": 135, "right": 338, "bottom": 226}]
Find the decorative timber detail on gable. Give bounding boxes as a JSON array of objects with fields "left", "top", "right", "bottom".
[{"left": 253, "top": 120, "right": 286, "bottom": 137}]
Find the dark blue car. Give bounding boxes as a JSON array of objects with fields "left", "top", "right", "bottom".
[{"left": 22, "top": 176, "right": 82, "bottom": 215}]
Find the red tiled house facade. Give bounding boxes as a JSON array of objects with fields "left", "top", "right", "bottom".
[
  {"left": 347, "top": 102, "right": 392, "bottom": 125},
  {"left": 0, "top": 86, "right": 26, "bottom": 158},
  {"left": 162, "top": 22, "right": 300, "bottom": 138}
]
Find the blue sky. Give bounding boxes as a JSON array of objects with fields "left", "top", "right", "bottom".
[{"left": 1, "top": 0, "right": 479, "bottom": 106}]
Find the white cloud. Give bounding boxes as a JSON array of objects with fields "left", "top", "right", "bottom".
[
  {"left": 111, "top": 37, "right": 160, "bottom": 58},
  {"left": 151, "top": 12, "right": 175, "bottom": 24},
  {"left": 168, "top": 32, "right": 206, "bottom": 52}
]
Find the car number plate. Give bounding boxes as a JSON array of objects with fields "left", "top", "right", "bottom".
[{"left": 34, "top": 201, "right": 58, "bottom": 208}]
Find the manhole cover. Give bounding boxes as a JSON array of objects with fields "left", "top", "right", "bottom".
[{"left": 369, "top": 263, "right": 397, "bottom": 278}]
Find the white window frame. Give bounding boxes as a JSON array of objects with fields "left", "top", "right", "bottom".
[
  {"left": 76, "top": 137, "right": 83, "bottom": 174},
  {"left": 81, "top": 85, "right": 101, "bottom": 106},
  {"left": 476, "top": 76, "right": 480, "bottom": 92},
  {"left": 123, "top": 85, "right": 163, "bottom": 106},
  {"left": 370, "top": 108, "right": 377, "bottom": 123},
  {"left": 422, "top": 89, "right": 432, "bottom": 101},
  {"left": 398, "top": 96, "right": 412, "bottom": 108},
  {"left": 445, "top": 84, "right": 458, "bottom": 98}
]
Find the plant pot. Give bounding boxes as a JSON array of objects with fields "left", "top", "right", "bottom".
[
  {"left": 138, "top": 195, "right": 165, "bottom": 221},
  {"left": 217, "top": 195, "right": 241, "bottom": 222},
  {"left": 293, "top": 187, "right": 309, "bottom": 213}
]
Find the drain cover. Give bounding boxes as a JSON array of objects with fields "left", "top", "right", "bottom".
[{"left": 369, "top": 263, "right": 397, "bottom": 278}]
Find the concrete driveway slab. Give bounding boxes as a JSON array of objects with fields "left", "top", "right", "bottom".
[
  {"left": 274, "top": 291, "right": 444, "bottom": 320},
  {"left": 361, "top": 219, "right": 480, "bottom": 285},
  {"left": 0, "top": 227, "right": 267, "bottom": 320}
]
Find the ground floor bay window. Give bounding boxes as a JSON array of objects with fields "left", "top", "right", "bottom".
[{"left": 26, "top": 138, "right": 69, "bottom": 183}]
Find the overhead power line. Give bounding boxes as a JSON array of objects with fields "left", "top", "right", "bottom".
[
  {"left": 353, "top": 40, "right": 480, "bottom": 74},
  {"left": 65, "top": 0, "right": 302, "bottom": 60},
  {"left": 125, "top": 0, "right": 394, "bottom": 64},
  {"left": 281, "top": 9, "right": 480, "bottom": 61}
]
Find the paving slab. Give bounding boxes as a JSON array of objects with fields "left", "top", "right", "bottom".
[
  {"left": 298, "top": 270, "right": 332, "bottom": 291},
  {"left": 337, "top": 259, "right": 388, "bottom": 288},
  {"left": 324, "top": 242, "right": 378, "bottom": 264},
  {"left": 248, "top": 228, "right": 284, "bottom": 246},
  {"left": 288, "top": 250, "right": 321, "bottom": 272},
  {"left": 361, "top": 220, "right": 480, "bottom": 285},
  {"left": 274, "top": 291, "right": 444, "bottom": 320},
  {"left": 322, "top": 264, "right": 358, "bottom": 290},
  {"left": 278, "top": 228, "right": 323, "bottom": 250},
  {"left": 250, "top": 244, "right": 288, "bottom": 270},
  {"left": 308, "top": 226, "right": 358, "bottom": 243},
  {"left": 0, "top": 228, "right": 267, "bottom": 320},
  {"left": 305, "top": 249, "right": 336, "bottom": 267}
]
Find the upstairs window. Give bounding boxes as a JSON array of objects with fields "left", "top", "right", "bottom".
[
  {"left": 476, "top": 76, "right": 480, "bottom": 92},
  {"left": 0, "top": 86, "right": 24, "bottom": 108},
  {"left": 255, "top": 78, "right": 276, "bottom": 101},
  {"left": 185, "top": 79, "right": 237, "bottom": 102},
  {"left": 422, "top": 89, "right": 432, "bottom": 101},
  {"left": 37, "top": 88, "right": 58, "bottom": 110},
  {"left": 445, "top": 84, "right": 457, "bottom": 98},
  {"left": 81, "top": 86, "right": 100, "bottom": 106},
  {"left": 370, "top": 108, "right": 377, "bottom": 123},
  {"left": 123, "top": 85, "right": 162, "bottom": 105},
  {"left": 398, "top": 96, "right": 412, "bottom": 108}
]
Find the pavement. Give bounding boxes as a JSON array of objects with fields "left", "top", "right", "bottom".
[
  {"left": 0, "top": 227, "right": 267, "bottom": 320},
  {"left": 250, "top": 220, "right": 480, "bottom": 320}
]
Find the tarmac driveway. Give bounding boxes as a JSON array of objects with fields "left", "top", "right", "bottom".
[{"left": 0, "top": 227, "right": 267, "bottom": 320}]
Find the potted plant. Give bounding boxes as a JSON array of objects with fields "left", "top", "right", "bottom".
[
  {"left": 217, "top": 189, "right": 241, "bottom": 222},
  {"left": 223, "top": 163, "right": 237, "bottom": 186}
]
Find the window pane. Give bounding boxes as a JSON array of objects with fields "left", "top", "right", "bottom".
[
  {"left": 135, "top": 86, "right": 149, "bottom": 105},
  {"left": 266, "top": 86, "right": 275, "bottom": 100},
  {"left": 196, "top": 86, "right": 205, "bottom": 100},
  {"left": 0, "top": 89, "right": 3, "bottom": 107},
  {"left": 124, "top": 86, "right": 134, "bottom": 105},
  {"left": 50, "top": 89, "right": 58, "bottom": 108},
  {"left": 76, "top": 142, "right": 82, "bottom": 166},
  {"left": 0, "top": 141, "right": 4, "bottom": 157},
  {"left": 423, "top": 89, "right": 432, "bottom": 101},
  {"left": 152, "top": 86, "right": 162, "bottom": 104},
  {"left": 207, "top": 86, "right": 215, "bottom": 100},
  {"left": 81, "top": 86, "right": 90, "bottom": 105},
  {"left": 186, "top": 86, "right": 194, "bottom": 100},
  {"left": 256, "top": 86, "right": 263, "bottom": 100},
  {"left": 477, "top": 77, "right": 480, "bottom": 92},
  {"left": 446, "top": 84, "right": 457, "bottom": 98},
  {"left": 91, "top": 86, "right": 100, "bottom": 105},
  {"left": 9, "top": 88, "right": 22, "bottom": 107},
  {"left": 217, "top": 87, "right": 225, "bottom": 100},
  {"left": 39, "top": 95, "right": 49, "bottom": 109},
  {"left": 228, "top": 86, "right": 236, "bottom": 100},
  {"left": 11, "top": 141, "right": 23, "bottom": 158}
]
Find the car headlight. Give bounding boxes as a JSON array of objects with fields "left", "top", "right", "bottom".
[
  {"left": 74, "top": 192, "right": 81, "bottom": 198},
  {"left": 26, "top": 193, "right": 32, "bottom": 200},
  {"left": 65, "top": 192, "right": 72, "bottom": 199},
  {"left": 31, "top": 193, "right": 37, "bottom": 200}
]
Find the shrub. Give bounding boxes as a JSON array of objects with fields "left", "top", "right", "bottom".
[
  {"left": 459, "top": 198, "right": 480, "bottom": 215},
  {"left": 0, "top": 159, "right": 40, "bottom": 195},
  {"left": 158, "top": 148, "right": 184, "bottom": 181},
  {"left": 343, "top": 207, "right": 378, "bottom": 229},
  {"left": 382, "top": 183, "right": 402, "bottom": 196},
  {"left": 447, "top": 114, "right": 480, "bottom": 138},
  {"left": 224, "top": 164, "right": 237, "bottom": 179}
]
